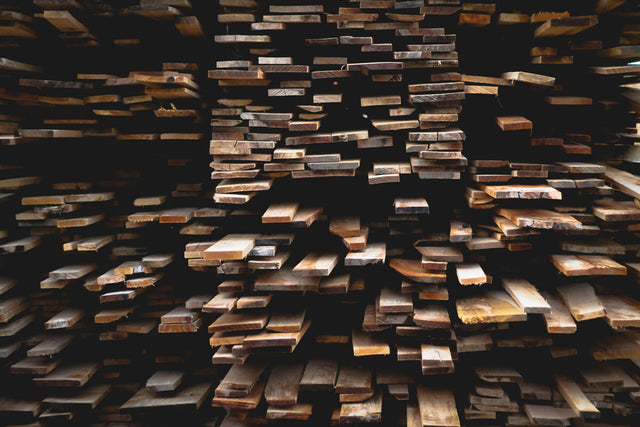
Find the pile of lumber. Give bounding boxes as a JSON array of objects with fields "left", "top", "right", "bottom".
[{"left": 1, "top": 0, "right": 640, "bottom": 426}]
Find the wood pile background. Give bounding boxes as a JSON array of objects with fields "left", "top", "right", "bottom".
[{"left": 0, "top": 0, "right": 640, "bottom": 426}]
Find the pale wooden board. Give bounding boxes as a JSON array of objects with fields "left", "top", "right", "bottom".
[
  {"left": 551, "top": 255, "right": 627, "bottom": 276},
  {"left": 417, "top": 386, "right": 460, "bottom": 426},
  {"left": 293, "top": 253, "right": 339, "bottom": 276},
  {"left": 501, "top": 278, "right": 551, "bottom": 313},
  {"left": 557, "top": 282, "right": 605, "bottom": 321},
  {"left": 601, "top": 295, "right": 640, "bottom": 328},
  {"left": 456, "top": 291, "right": 527, "bottom": 324},
  {"left": 204, "top": 234, "right": 258, "bottom": 260},
  {"left": 262, "top": 202, "right": 299, "bottom": 223},
  {"left": 456, "top": 263, "right": 488, "bottom": 285}
]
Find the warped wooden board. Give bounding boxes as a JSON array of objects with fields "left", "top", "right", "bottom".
[
  {"left": 417, "top": 386, "right": 460, "bottom": 426},
  {"left": 457, "top": 291, "right": 527, "bottom": 324},
  {"left": 496, "top": 208, "right": 582, "bottom": 230},
  {"left": 557, "top": 282, "right": 605, "bottom": 321},
  {"left": 123, "top": 383, "right": 212, "bottom": 412},
  {"left": 502, "top": 278, "right": 551, "bottom": 314},
  {"left": 551, "top": 255, "right": 626, "bottom": 276},
  {"left": 390, "top": 258, "right": 446, "bottom": 283},
  {"left": 265, "top": 363, "right": 304, "bottom": 405}
]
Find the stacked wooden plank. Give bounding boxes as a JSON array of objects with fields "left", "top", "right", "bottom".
[{"left": 2, "top": 0, "right": 640, "bottom": 426}]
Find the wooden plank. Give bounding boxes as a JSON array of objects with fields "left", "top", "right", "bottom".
[
  {"left": 265, "top": 363, "right": 305, "bottom": 405},
  {"left": 417, "top": 386, "right": 460, "bottom": 426},
  {"left": 557, "top": 282, "right": 605, "bottom": 321},
  {"left": 554, "top": 374, "right": 599, "bottom": 418}
]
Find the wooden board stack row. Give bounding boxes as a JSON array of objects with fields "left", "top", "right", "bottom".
[
  {"left": 208, "top": 0, "right": 466, "bottom": 204},
  {"left": 449, "top": 1, "right": 640, "bottom": 426}
]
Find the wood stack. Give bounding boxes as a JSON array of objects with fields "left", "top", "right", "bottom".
[{"left": 1, "top": 0, "right": 640, "bottom": 426}]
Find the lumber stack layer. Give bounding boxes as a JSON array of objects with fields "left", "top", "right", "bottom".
[{"left": 0, "top": 0, "right": 639, "bottom": 426}]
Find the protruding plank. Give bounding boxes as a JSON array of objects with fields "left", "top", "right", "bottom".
[
  {"left": 557, "top": 282, "right": 605, "bottom": 321},
  {"left": 265, "top": 363, "right": 305, "bottom": 405},
  {"left": 417, "top": 386, "right": 460, "bottom": 426},
  {"left": 502, "top": 278, "right": 551, "bottom": 314}
]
